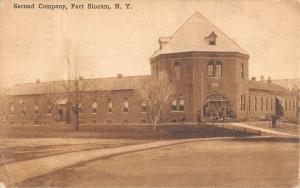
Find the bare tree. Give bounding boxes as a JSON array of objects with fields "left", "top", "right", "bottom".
[
  {"left": 62, "top": 55, "right": 96, "bottom": 131},
  {"left": 137, "top": 71, "right": 175, "bottom": 130}
]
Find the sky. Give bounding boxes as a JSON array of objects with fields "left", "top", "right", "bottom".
[{"left": 0, "top": 0, "right": 299, "bottom": 88}]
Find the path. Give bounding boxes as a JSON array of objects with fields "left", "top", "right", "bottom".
[
  {"left": 224, "top": 123, "right": 299, "bottom": 137},
  {"left": 0, "top": 137, "right": 232, "bottom": 186}
]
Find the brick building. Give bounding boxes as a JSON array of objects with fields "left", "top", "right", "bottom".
[{"left": 0, "top": 12, "right": 298, "bottom": 125}]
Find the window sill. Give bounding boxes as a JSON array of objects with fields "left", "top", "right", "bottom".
[
  {"left": 208, "top": 77, "right": 222, "bottom": 80},
  {"left": 171, "top": 111, "right": 185, "bottom": 113}
]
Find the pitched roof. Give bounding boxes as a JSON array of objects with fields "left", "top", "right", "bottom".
[
  {"left": 6, "top": 75, "right": 150, "bottom": 96},
  {"left": 151, "top": 11, "right": 248, "bottom": 59},
  {"left": 272, "top": 79, "right": 300, "bottom": 91},
  {"left": 248, "top": 80, "right": 291, "bottom": 93}
]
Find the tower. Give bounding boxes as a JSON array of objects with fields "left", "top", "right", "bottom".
[{"left": 150, "top": 12, "right": 249, "bottom": 122}]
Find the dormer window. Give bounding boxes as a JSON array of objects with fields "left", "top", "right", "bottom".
[{"left": 205, "top": 32, "right": 217, "bottom": 45}]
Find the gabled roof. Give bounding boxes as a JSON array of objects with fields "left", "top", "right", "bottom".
[
  {"left": 248, "top": 80, "right": 291, "bottom": 93},
  {"left": 151, "top": 11, "right": 248, "bottom": 59},
  {"left": 6, "top": 75, "right": 151, "bottom": 96}
]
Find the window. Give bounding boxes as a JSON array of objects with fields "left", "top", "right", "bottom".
[
  {"left": 107, "top": 98, "right": 112, "bottom": 113},
  {"left": 255, "top": 97, "right": 257, "bottom": 111},
  {"left": 92, "top": 102, "right": 97, "bottom": 113},
  {"left": 123, "top": 98, "right": 129, "bottom": 113},
  {"left": 271, "top": 98, "right": 273, "bottom": 111},
  {"left": 293, "top": 100, "right": 295, "bottom": 111},
  {"left": 47, "top": 105, "right": 52, "bottom": 114},
  {"left": 22, "top": 106, "right": 26, "bottom": 116},
  {"left": 10, "top": 104, "right": 14, "bottom": 113},
  {"left": 261, "top": 97, "right": 263, "bottom": 111},
  {"left": 266, "top": 98, "right": 268, "bottom": 111},
  {"left": 208, "top": 61, "right": 222, "bottom": 78},
  {"left": 171, "top": 99, "right": 177, "bottom": 111},
  {"left": 215, "top": 62, "right": 222, "bottom": 78},
  {"left": 249, "top": 96, "right": 251, "bottom": 111},
  {"left": 243, "top": 95, "right": 246, "bottom": 110},
  {"left": 208, "top": 61, "right": 214, "bottom": 77},
  {"left": 34, "top": 104, "right": 39, "bottom": 114},
  {"left": 240, "top": 95, "right": 243, "bottom": 110},
  {"left": 174, "top": 62, "right": 181, "bottom": 79},
  {"left": 141, "top": 101, "right": 147, "bottom": 112},
  {"left": 179, "top": 96, "right": 184, "bottom": 111},
  {"left": 78, "top": 103, "right": 82, "bottom": 113},
  {"left": 241, "top": 63, "right": 244, "bottom": 78},
  {"left": 289, "top": 100, "right": 291, "bottom": 111}
]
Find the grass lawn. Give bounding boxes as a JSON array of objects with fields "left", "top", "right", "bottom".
[
  {"left": 0, "top": 138, "right": 148, "bottom": 165},
  {"left": 18, "top": 139, "right": 299, "bottom": 187},
  {"left": 0, "top": 123, "right": 258, "bottom": 139}
]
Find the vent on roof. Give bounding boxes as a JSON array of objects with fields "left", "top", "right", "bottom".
[
  {"left": 260, "top": 76, "right": 264, "bottom": 82},
  {"left": 117, "top": 73, "right": 123, "bottom": 78},
  {"left": 267, "top": 77, "right": 271, "bottom": 84},
  {"left": 79, "top": 76, "right": 83, "bottom": 80},
  {"left": 251, "top": 77, "right": 256, "bottom": 81},
  {"left": 205, "top": 32, "right": 217, "bottom": 45},
  {"left": 36, "top": 79, "right": 41, "bottom": 83}
]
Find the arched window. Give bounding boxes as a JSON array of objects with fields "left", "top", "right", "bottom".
[
  {"left": 179, "top": 96, "right": 184, "bottom": 111},
  {"left": 78, "top": 103, "right": 82, "bottom": 114},
  {"left": 10, "top": 104, "right": 15, "bottom": 114},
  {"left": 47, "top": 105, "right": 52, "bottom": 114},
  {"left": 92, "top": 102, "right": 97, "bottom": 113},
  {"left": 171, "top": 98, "right": 177, "bottom": 111},
  {"left": 215, "top": 62, "right": 222, "bottom": 78},
  {"left": 174, "top": 62, "right": 181, "bottom": 79},
  {"left": 241, "top": 63, "right": 244, "bottom": 78},
  {"left": 22, "top": 106, "right": 26, "bottom": 116},
  {"left": 107, "top": 98, "right": 112, "bottom": 113},
  {"left": 141, "top": 101, "right": 147, "bottom": 112},
  {"left": 208, "top": 61, "right": 214, "bottom": 77},
  {"left": 34, "top": 101, "right": 39, "bottom": 114},
  {"left": 123, "top": 97, "right": 129, "bottom": 113}
]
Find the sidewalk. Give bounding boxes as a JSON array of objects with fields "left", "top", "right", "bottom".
[
  {"left": 0, "top": 137, "right": 232, "bottom": 186},
  {"left": 228, "top": 123, "right": 299, "bottom": 137}
]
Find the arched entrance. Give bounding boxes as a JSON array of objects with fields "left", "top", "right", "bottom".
[{"left": 203, "top": 94, "right": 232, "bottom": 119}]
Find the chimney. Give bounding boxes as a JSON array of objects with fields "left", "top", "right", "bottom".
[
  {"left": 36, "top": 79, "right": 41, "bottom": 83},
  {"left": 159, "top": 37, "right": 171, "bottom": 50},
  {"left": 267, "top": 76, "right": 271, "bottom": 84},
  {"left": 260, "top": 76, "right": 264, "bottom": 82},
  {"left": 117, "top": 73, "right": 123, "bottom": 78},
  {"left": 251, "top": 77, "right": 256, "bottom": 81}
]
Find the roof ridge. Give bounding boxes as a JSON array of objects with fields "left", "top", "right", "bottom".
[{"left": 193, "top": 12, "right": 249, "bottom": 55}]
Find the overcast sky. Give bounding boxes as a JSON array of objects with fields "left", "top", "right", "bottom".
[{"left": 0, "top": 0, "right": 299, "bottom": 88}]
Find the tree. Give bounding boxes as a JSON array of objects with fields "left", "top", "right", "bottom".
[
  {"left": 62, "top": 55, "right": 96, "bottom": 131},
  {"left": 137, "top": 71, "right": 175, "bottom": 130}
]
